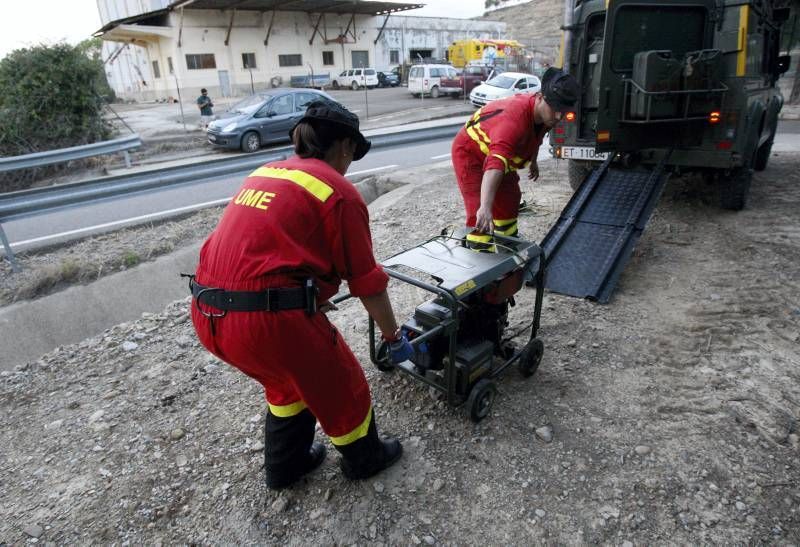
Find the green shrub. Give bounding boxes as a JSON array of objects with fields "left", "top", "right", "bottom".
[{"left": 0, "top": 41, "right": 113, "bottom": 191}]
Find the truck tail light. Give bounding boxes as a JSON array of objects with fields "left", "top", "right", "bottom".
[
  {"left": 565, "top": 111, "right": 576, "bottom": 122},
  {"left": 715, "top": 140, "right": 733, "bottom": 150},
  {"left": 597, "top": 130, "right": 610, "bottom": 142},
  {"left": 709, "top": 111, "right": 721, "bottom": 124},
  {"left": 424, "top": 79, "right": 428, "bottom": 88},
  {"left": 554, "top": 126, "right": 565, "bottom": 134}
]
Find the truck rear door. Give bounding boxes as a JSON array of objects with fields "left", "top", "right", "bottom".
[{"left": 595, "top": 0, "right": 716, "bottom": 153}]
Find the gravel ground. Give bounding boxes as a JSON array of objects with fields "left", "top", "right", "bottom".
[{"left": 1, "top": 154, "right": 799, "bottom": 544}]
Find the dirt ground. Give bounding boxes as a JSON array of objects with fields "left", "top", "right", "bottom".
[{"left": 1, "top": 153, "right": 798, "bottom": 544}]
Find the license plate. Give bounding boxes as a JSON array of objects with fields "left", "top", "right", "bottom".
[{"left": 562, "top": 146, "right": 609, "bottom": 161}]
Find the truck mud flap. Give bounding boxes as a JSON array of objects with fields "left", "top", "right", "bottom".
[{"left": 541, "top": 156, "right": 669, "bottom": 303}]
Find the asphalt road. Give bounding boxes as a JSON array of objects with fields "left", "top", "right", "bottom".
[{"left": 3, "top": 135, "right": 459, "bottom": 254}]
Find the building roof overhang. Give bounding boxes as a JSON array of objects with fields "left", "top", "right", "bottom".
[{"left": 94, "top": 0, "right": 424, "bottom": 37}]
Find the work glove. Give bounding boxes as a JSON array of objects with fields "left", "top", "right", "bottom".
[{"left": 388, "top": 334, "right": 414, "bottom": 364}]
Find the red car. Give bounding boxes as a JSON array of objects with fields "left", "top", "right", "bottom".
[{"left": 439, "top": 65, "right": 500, "bottom": 98}]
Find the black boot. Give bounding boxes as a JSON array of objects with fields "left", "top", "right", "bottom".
[
  {"left": 264, "top": 408, "right": 327, "bottom": 490},
  {"left": 335, "top": 411, "right": 402, "bottom": 480}
]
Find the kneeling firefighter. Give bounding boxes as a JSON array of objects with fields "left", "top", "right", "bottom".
[
  {"left": 451, "top": 68, "right": 579, "bottom": 250},
  {"left": 188, "top": 101, "right": 414, "bottom": 489}
]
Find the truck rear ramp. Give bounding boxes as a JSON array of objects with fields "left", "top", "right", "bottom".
[{"left": 541, "top": 156, "right": 669, "bottom": 303}]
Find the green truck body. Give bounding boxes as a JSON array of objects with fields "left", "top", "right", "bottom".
[{"left": 553, "top": 0, "right": 793, "bottom": 209}]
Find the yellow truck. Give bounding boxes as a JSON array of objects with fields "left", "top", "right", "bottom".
[{"left": 447, "top": 39, "right": 524, "bottom": 68}]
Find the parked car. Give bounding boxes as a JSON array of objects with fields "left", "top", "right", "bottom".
[
  {"left": 407, "top": 64, "right": 459, "bottom": 98},
  {"left": 330, "top": 68, "right": 379, "bottom": 90},
  {"left": 377, "top": 70, "right": 399, "bottom": 87},
  {"left": 439, "top": 65, "right": 500, "bottom": 98},
  {"left": 469, "top": 72, "right": 541, "bottom": 107},
  {"left": 206, "top": 88, "right": 337, "bottom": 153}
]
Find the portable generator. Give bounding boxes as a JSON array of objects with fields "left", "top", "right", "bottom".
[{"left": 337, "top": 227, "right": 545, "bottom": 422}]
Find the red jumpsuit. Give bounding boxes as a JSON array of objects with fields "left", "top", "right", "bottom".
[
  {"left": 191, "top": 156, "right": 388, "bottom": 446},
  {"left": 451, "top": 94, "right": 547, "bottom": 244}
]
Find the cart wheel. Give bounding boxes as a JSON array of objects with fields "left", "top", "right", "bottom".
[
  {"left": 518, "top": 339, "right": 544, "bottom": 378},
  {"left": 466, "top": 379, "right": 497, "bottom": 422},
  {"left": 373, "top": 340, "right": 395, "bottom": 372}
]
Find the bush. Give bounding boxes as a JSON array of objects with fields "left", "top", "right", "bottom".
[{"left": 0, "top": 41, "right": 114, "bottom": 191}]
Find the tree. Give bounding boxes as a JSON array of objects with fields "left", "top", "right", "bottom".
[{"left": 0, "top": 42, "right": 113, "bottom": 190}]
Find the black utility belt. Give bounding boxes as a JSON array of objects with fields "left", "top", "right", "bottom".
[{"left": 186, "top": 276, "right": 318, "bottom": 315}]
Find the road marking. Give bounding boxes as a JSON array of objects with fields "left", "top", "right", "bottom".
[
  {"left": 430, "top": 153, "right": 451, "bottom": 160},
  {"left": 347, "top": 165, "right": 398, "bottom": 176},
  {"left": 9, "top": 198, "right": 231, "bottom": 249}
]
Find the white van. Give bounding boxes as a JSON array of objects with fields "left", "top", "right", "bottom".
[
  {"left": 331, "top": 68, "right": 379, "bottom": 90},
  {"left": 408, "top": 64, "right": 458, "bottom": 98}
]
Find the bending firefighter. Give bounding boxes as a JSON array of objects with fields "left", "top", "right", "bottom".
[
  {"left": 452, "top": 67, "right": 579, "bottom": 250},
  {"left": 188, "top": 101, "right": 414, "bottom": 489}
]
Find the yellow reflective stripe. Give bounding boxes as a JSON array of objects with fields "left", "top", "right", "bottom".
[
  {"left": 736, "top": 5, "right": 749, "bottom": 77},
  {"left": 493, "top": 219, "right": 518, "bottom": 236},
  {"left": 329, "top": 407, "right": 372, "bottom": 446},
  {"left": 268, "top": 400, "right": 307, "bottom": 418},
  {"left": 250, "top": 167, "right": 334, "bottom": 202},
  {"left": 466, "top": 125, "right": 490, "bottom": 156},
  {"left": 491, "top": 153, "right": 510, "bottom": 173},
  {"left": 493, "top": 217, "right": 517, "bottom": 227},
  {"left": 466, "top": 232, "right": 492, "bottom": 243},
  {"left": 474, "top": 123, "right": 491, "bottom": 145}
]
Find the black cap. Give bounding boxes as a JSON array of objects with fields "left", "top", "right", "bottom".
[
  {"left": 291, "top": 100, "right": 371, "bottom": 160},
  {"left": 541, "top": 67, "right": 579, "bottom": 111},
  {"left": 201, "top": 88, "right": 207, "bottom": 93}
]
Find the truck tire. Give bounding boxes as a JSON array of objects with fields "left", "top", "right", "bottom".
[
  {"left": 720, "top": 167, "right": 752, "bottom": 210},
  {"left": 567, "top": 160, "right": 593, "bottom": 191},
  {"left": 331, "top": 80, "right": 340, "bottom": 90},
  {"left": 754, "top": 124, "right": 777, "bottom": 171},
  {"left": 430, "top": 86, "right": 440, "bottom": 98}
]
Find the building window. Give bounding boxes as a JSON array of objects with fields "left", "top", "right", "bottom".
[
  {"left": 152, "top": 60, "right": 161, "bottom": 79},
  {"left": 278, "top": 54, "right": 302, "bottom": 67},
  {"left": 322, "top": 51, "right": 334, "bottom": 66},
  {"left": 242, "top": 52, "right": 257, "bottom": 69},
  {"left": 185, "top": 54, "right": 216, "bottom": 70},
  {"left": 389, "top": 50, "right": 399, "bottom": 64},
  {"left": 167, "top": 57, "right": 174, "bottom": 74}
]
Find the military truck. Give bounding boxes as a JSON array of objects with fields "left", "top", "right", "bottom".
[{"left": 552, "top": 0, "right": 793, "bottom": 210}]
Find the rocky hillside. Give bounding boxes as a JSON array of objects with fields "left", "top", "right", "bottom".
[{"left": 481, "top": 0, "right": 563, "bottom": 62}]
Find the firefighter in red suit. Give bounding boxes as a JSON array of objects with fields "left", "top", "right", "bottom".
[
  {"left": 452, "top": 68, "right": 580, "bottom": 249},
  {"left": 189, "top": 101, "right": 413, "bottom": 489}
]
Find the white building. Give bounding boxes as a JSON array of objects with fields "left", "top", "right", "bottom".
[{"left": 95, "top": 0, "right": 506, "bottom": 101}]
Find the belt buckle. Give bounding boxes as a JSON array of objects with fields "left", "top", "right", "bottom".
[{"left": 195, "top": 287, "right": 227, "bottom": 319}]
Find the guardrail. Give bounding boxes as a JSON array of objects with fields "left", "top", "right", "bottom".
[
  {"left": 0, "top": 123, "right": 462, "bottom": 271},
  {"left": 0, "top": 134, "right": 143, "bottom": 175}
]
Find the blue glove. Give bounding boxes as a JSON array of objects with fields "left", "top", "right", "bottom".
[{"left": 389, "top": 334, "right": 414, "bottom": 364}]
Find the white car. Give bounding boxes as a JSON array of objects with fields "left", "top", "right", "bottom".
[
  {"left": 408, "top": 64, "right": 458, "bottom": 98},
  {"left": 469, "top": 72, "right": 542, "bottom": 107},
  {"left": 331, "top": 68, "right": 379, "bottom": 90}
]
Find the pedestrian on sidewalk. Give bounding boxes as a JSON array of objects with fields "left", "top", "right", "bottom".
[
  {"left": 188, "top": 101, "right": 412, "bottom": 489},
  {"left": 197, "top": 88, "right": 214, "bottom": 130},
  {"left": 451, "top": 67, "right": 579, "bottom": 249}
]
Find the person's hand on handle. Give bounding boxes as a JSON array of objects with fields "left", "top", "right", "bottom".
[
  {"left": 475, "top": 206, "right": 494, "bottom": 234},
  {"left": 388, "top": 334, "right": 414, "bottom": 364}
]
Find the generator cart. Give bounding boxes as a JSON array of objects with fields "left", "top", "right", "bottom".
[{"left": 359, "top": 228, "right": 545, "bottom": 422}]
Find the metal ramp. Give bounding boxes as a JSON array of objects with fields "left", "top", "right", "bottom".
[{"left": 541, "top": 156, "right": 669, "bottom": 303}]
